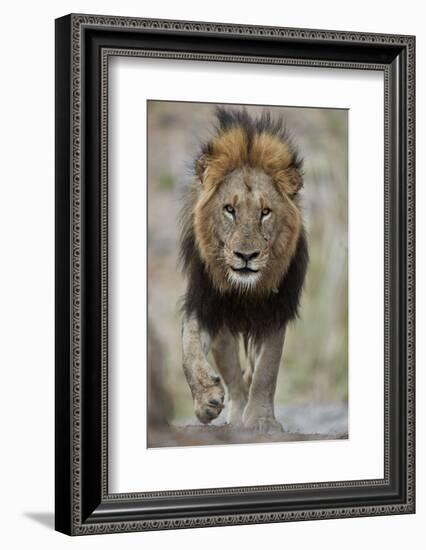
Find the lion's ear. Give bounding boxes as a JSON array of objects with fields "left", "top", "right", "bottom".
[
  {"left": 195, "top": 154, "right": 209, "bottom": 183},
  {"left": 285, "top": 166, "right": 303, "bottom": 195},
  {"left": 274, "top": 166, "right": 303, "bottom": 197}
]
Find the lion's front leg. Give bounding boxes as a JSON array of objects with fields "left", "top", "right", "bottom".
[
  {"left": 242, "top": 328, "right": 286, "bottom": 434},
  {"left": 182, "top": 314, "right": 225, "bottom": 424},
  {"left": 211, "top": 328, "right": 248, "bottom": 425}
]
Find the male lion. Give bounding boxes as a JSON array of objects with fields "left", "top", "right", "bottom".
[{"left": 179, "top": 108, "right": 308, "bottom": 433}]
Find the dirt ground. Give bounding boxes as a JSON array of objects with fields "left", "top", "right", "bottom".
[
  {"left": 148, "top": 402, "right": 348, "bottom": 448},
  {"left": 149, "top": 425, "right": 348, "bottom": 448}
]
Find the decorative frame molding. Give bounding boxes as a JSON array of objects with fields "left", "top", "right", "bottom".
[{"left": 55, "top": 14, "right": 415, "bottom": 535}]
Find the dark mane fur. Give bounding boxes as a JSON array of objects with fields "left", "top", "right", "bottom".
[
  {"left": 180, "top": 227, "right": 308, "bottom": 341},
  {"left": 200, "top": 107, "right": 303, "bottom": 171}
]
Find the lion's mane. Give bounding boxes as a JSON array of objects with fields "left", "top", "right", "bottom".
[{"left": 179, "top": 108, "right": 309, "bottom": 341}]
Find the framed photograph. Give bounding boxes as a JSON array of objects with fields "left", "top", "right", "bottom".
[{"left": 55, "top": 14, "right": 415, "bottom": 535}]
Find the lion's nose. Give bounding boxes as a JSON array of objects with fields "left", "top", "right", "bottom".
[{"left": 233, "top": 250, "right": 260, "bottom": 262}]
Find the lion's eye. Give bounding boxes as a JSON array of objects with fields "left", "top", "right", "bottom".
[
  {"left": 261, "top": 207, "right": 271, "bottom": 217},
  {"left": 224, "top": 204, "right": 235, "bottom": 215}
]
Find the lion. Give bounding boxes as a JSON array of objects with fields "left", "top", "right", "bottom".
[{"left": 179, "top": 107, "right": 308, "bottom": 433}]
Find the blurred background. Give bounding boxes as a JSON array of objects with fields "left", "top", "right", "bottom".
[{"left": 147, "top": 101, "right": 348, "bottom": 446}]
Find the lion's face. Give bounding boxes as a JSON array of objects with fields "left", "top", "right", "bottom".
[{"left": 194, "top": 167, "right": 302, "bottom": 295}]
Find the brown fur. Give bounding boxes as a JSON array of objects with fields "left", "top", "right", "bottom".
[{"left": 196, "top": 127, "right": 303, "bottom": 200}]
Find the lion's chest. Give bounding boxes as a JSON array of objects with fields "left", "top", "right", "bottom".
[{"left": 200, "top": 291, "right": 288, "bottom": 341}]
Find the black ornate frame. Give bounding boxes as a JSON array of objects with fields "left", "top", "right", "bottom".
[{"left": 55, "top": 13, "right": 415, "bottom": 535}]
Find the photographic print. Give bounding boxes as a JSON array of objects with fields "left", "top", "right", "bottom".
[{"left": 147, "top": 101, "right": 348, "bottom": 448}]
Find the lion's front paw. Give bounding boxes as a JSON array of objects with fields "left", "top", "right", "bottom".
[
  {"left": 243, "top": 413, "right": 283, "bottom": 434},
  {"left": 194, "top": 379, "right": 225, "bottom": 424}
]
